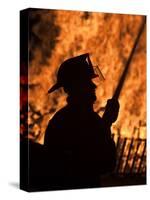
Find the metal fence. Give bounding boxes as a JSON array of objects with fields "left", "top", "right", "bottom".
[{"left": 112, "top": 134, "right": 146, "bottom": 175}]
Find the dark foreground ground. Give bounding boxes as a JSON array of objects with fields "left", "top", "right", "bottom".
[
  {"left": 20, "top": 174, "right": 146, "bottom": 192},
  {"left": 100, "top": 173, "right": 146, "bottom": 187}
]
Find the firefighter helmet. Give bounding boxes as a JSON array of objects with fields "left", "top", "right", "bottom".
[{"left": 48, "top": 53, "right": 98, "bottom": 93}]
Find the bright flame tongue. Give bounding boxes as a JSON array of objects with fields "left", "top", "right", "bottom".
[{"left": 27, "top": 11, "right": 146, "bottom": 144}]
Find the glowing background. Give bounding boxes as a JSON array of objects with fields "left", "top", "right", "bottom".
[{"left": 21, "top": 9, "right": 146, "bottom": 144}]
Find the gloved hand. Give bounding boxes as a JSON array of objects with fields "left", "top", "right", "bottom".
[{"left": 102, "top": 98, "right": 120, "bottom": 125}]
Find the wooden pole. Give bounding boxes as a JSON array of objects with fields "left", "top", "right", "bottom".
[
  {"left": 97, "top": 16, "right": 146, "bottom": 114},
  {"left": 113, "top": 16, "right": 146, "bottom": 100}
]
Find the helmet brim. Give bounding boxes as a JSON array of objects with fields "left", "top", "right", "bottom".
[
  {"left": 48, "top": 73, "right": 98, "bottom": 94},
  {"left": 48, "top": 83, "right": 61, "bottom": 93}
]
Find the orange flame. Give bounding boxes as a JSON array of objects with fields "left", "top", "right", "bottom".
[{"left": 24, "top": 10, "right": 146, "bottom": 144}]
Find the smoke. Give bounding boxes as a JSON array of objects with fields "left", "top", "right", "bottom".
[{"left": 29, "top": 8, "right": 60, "bottom": 66}]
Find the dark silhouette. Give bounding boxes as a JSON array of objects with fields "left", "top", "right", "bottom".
[{"left": 43, "top": 53, "right": 119, "bottom": 190}]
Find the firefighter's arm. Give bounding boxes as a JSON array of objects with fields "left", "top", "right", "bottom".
[{"left": 102, "top": 98, "right": 120, "bottom": 126}]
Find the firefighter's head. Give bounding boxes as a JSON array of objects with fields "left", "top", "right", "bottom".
[{"left": 48, "top": 53, "right": 103, "bottom": 103}]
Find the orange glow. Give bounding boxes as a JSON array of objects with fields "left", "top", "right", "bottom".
[{"left": 24, "top": 10, "right": 146, "bottom": 144}]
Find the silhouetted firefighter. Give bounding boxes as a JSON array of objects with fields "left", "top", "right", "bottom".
[{"left": 44, "top": 53, "right": 119, "bottom": 189}]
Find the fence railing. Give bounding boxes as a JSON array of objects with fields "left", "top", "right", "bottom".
[{"left": 112, "top": 134, "right": 146, "bottom": 175}]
